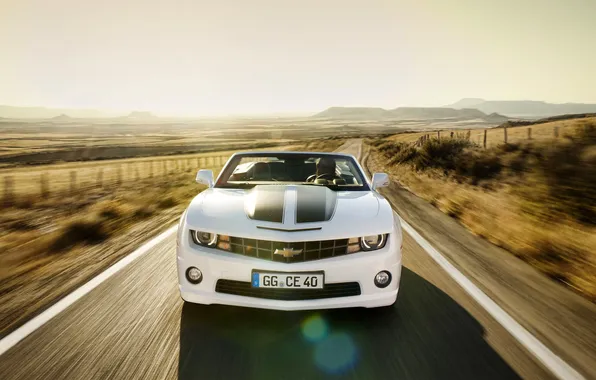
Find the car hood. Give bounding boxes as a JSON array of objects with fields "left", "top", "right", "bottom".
[{"left": 185, "top": 185, "right": 394, "bottom": 241}]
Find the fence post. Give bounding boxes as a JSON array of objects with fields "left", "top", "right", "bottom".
[
  {"left": 97, "top": 168, "right": 104, "bottom": 188},
  {"left": 116, "top": 165, "right": 122, "bottom": 185},
  {"left": 40, "top": 173, "right": 49, "bottom": 198},
  {"left": 450, "top": 131, "right": 454, "bottom": 139},
  {"left": 69, "top": 171, "right": 77, "bottom": 195},
  {"left": 3, "top": 176, "right": 14, "bottom": 207},
  {"left": 554, "top": 126, "right": 559, "bottom": 138},
  {"left": 437, "top": 131, "right": 441, "bottom": 140},
  {"left": 466, "top": 130, "right": 471, "bottom": 140},
  {"left": 504, "top": 126, "right": 508, "bottom": 144},
  {"left": 483, "top": 130, "right": 487, "bottom": 148}
]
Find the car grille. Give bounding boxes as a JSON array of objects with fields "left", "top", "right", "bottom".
[
  {"left": 215, "top": 280, "right": 361, "bottom": 300},
  {"left": 225, "top": 237, "right": 351, "bottom": 263}
]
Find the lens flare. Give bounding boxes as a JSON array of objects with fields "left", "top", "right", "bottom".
[
  {"left": 314, "top": 333, "right": 358, "bottom": 374},
  {"left": 301, "top": 314, "right": 328, "bottom": 343}
]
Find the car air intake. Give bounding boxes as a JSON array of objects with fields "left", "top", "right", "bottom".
[
  {"left": 215, "top": 280, "right": 361, "bottom": 300},
  {"left": 226, "top": 237, "right": 351, "bottom": 263}
]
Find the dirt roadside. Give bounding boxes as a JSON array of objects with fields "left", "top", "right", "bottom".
[{"left": 361, "top": 143, "right": 596, "bottom": 379}]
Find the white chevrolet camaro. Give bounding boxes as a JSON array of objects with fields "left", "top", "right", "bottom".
[{"left": 176, "top": 151, "right": 403, "bottom": 310}]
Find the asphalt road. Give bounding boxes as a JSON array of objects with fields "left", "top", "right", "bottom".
[{"left": 0, "top": 140, "right": 562, "bottom": 379}]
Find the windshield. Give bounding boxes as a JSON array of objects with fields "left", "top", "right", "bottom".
[{"left": 215, "top": 153, "right": 369, "bottom": 190}]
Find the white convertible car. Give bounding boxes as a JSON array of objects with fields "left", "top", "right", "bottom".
[{"left": 176, "top": 151, "right": 403, "bottom": 310}]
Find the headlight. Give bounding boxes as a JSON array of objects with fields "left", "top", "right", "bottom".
[
  {"left": 191, "top": 230, "right": 218, "bottom": 247},
  {"left": 347, "top": 234, "right": 388, "bottom": 253},
  {"left": 360, "top": 234, "right": 387, "bottom": 251}
]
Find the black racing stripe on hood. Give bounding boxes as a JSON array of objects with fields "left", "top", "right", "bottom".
[
  {"left": 245, "top": 186, "right": 286, "bottom": 223},
  {"left": 296, "top": 186, "right": 337, "bottom": 223}
]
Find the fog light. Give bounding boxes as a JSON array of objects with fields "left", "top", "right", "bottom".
[
  {"left": 186, "top": 267, "right": 203, "bottom": 284},
  {"left": 374, "top": 271, "right": 391, "bottom": 288}
]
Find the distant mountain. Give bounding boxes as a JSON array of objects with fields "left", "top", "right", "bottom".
[
  {"left": 314, "top": 107, "right": 389, "bottom": 119},
  {"left": 314, "top": 106, "right": 506, "bottom": 122},
  {"left": 448, "top": 98, "right": 486, "bottom": 109},
  {"left": 389, "top": 107, "right": 488, "bottom": 120},
  {"left": 447, "top": 99, "right": 596, "bottom": 118},
  {"left": 124, "top": 111, "right": 158, "bottom": 119},
  {"left": 0, "top": 105, "right": 117, "bottom": 119},
  {"left": 50, "top": 114, "right": 72, "bottom": 121}
]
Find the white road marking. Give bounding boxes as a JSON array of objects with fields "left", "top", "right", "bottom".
[
  {"left": 0, "top": 225, "right": 178, "bottom": 356},
  {"left": 398, "top": 215, "right": 585, "bottom": 380}
]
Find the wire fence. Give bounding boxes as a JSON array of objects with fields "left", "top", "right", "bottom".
[
  {"left": 2, "top": 155, "right": 230, "bottom": 206},
  {"left": 412, "top": 125, "right": 572, "bottom": 148}
]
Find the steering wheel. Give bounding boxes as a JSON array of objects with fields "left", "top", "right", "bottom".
[{"left": 306, "top": 173, "right": 335, "bottom": 182}]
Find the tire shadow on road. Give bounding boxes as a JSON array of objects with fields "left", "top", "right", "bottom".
[{"left": 178, "top": 267, "right": 520, "bottom": 380}]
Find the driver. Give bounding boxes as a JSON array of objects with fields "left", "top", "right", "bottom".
[{"left": 316, "top": 157, "right": 337, "bottom": 178}]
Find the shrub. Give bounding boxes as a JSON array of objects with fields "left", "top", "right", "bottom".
[
  {"left": 534, "top": 142, "right": 596, "bottom": 224},
  {"left": 388, "top": 145, "right": 418, "bottom": 166},
  {"left": 505, "top": 150, "right": 530, "bottom": 174},
  {"left": 368, "top": 138, "right": 387, "bottom": 148},
  {"left": 133, "top": 205, "right": 155, "bottom": 219},
  {"left": 97, "top": 202, "right": 123, "bottom": 219},
  {"left": 50, "top": 218, "right": 109, "bottom": 252},
  {"left": 530, "top": 238, "right": 587, "bottom": 285},
  {"left": 413, "top": 138, "right": 473, "bottom": 171},
  {"left": 377, "top": 141, "right": 403, "bottom": 157},
  {"left": 497, "top": 143, "right": 520, "bottom": 153},
  {"left": 454, "top": 152, "right": 502, "bottom": 184},
  {"left": 518, "top": 125, "right": 596, "bottom": 225},
  {"left": 158, "top": 196, "right": 178, "bottom": 209}
]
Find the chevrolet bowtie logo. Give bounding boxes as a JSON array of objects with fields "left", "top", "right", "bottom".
[{"left": 273, "top": 247, "right": 303, "bottom": 258}]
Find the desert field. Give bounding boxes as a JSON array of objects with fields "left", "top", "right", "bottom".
[
  {"left": 0, "top": 124, "right": 345, "bottom": 335},
  {"left": 367, "top": 116, "right": 596, "bottom": 301},
  {"left": 0, "top": 116, "right": 503, "bottom": 167}
]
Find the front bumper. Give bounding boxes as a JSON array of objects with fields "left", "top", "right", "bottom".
[{"left": 177, "top": 231, "right": 402, "bottom": 311}]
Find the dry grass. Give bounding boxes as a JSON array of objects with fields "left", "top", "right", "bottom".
[
  {"left": 0, "top": 168, "right": 205, "bottom": 334},
  {"left": 0, "top": 138, "right": 341, "bottom": 334},
  {"left": 367, "top": 121, "right": 596, "bottom": 302},
  {"left": 302, "top": 137, "right": 347, "bottom": 152},
  {"left": 0, "top": 144, "right": 314, "bottom": 199}
]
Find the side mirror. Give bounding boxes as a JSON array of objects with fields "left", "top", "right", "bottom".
[
  {"left": 371, "top": 173, "right": 389, "bottom": 190},
  {"left": 196, "top": 169, "right": 214, "bottom": 187}
]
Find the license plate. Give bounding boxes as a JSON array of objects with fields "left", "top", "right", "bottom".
[{"left": 251, "top": 270, "right": 324, "bottom": 289}]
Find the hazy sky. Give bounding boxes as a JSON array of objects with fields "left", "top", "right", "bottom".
[{"left": 1, "top": 0, "right": 595, "bottom": 116}]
